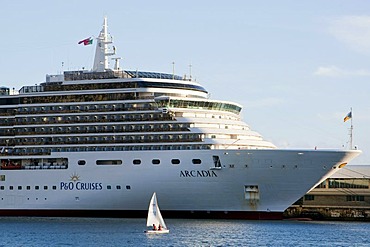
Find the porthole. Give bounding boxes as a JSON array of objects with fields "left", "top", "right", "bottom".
[
  {"left": 78, "top": 160, "right": 86, "bottom": 166},
  {"left": 171, "top": 159, "right": 180, "bottom": 165},
  {"left": 152, "top": 159, "right": 160, "bottom": 165},
  {"left": 192, "top": 159, "right": 202, "bottom": 165},
  {"left": 133, "top": 159, "right": 141, "bottom": 165}
]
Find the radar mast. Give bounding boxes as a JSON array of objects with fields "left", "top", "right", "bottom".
[{"left": 93, "top": 17, "right": 116, "bottom": 72}]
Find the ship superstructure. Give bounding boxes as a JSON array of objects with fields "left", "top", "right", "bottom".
[{"left": 0, "top": 18, "right": 360, "bottom": 219}]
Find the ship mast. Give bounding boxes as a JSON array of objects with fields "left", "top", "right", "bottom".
[
  {"left": 344, "top": 108, "right": 354, "bottom": 150},
  {"left": 349, "top": 108, "right": 353, "bottom": 150},
  {"left": 93, "top": 17, "right": 116, "bottom": 72}
]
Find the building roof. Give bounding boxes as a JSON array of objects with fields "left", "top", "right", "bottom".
[{"left": 331, "top": 165, "right": 370, "bottom": 179}]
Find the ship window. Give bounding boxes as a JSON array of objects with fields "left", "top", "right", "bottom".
[
  {"left": 35, "top": 186, "right": 39, "bottom": 190},
  {"left": 18, "top": 186, "right": 22, "bottom": 190},
  {"left": 152, "top": 159, "right": 160, "bottom": 165},
  {"left": 96, "top": 160, "right": 122, "bottom": 165},
  {"left": 116, "top": 185, "right": 121, "bottom": 190},
  {"left": 0, "top": 175, "right": 5, "bottom": 181},
  {"left": 212, "top": 156, "right": 221, "bottom": 168},
  {"left": 304, "top": 195, "right": 315, "bottom": 201},
  {"left": 126, "top": 185, "right": 131, "bottom": 190},
  {"left": 53, "top": 186, "right": 57, "bottom": 190},
  {"left": 78, "top": 160, "right": 86, "bottom": 165},
  {"left": 171, "top": 159, "right": 180, "bottom": 165},
  {"left": 26, "top": 186, "right": 31, "bottom": 190},
  {"left": 44, "top": 186, "right": 48, "bottom": 190},
  {"left": 346, "top": 195, "right": 364, "bottom": 201},
  {"left": 9, "top": 186, "right": 13, "bottom": 190},
  {"left": 133, "top": 159, "right": 141, "bottom": 165},
  {"left": 0, "top": 186, "right": 4, "bottom": 190},
  {"left": 192, "top": 159, "right": 202, "bottom": 165},
  {"left": 107, "top": 185, "right": 112, "bottom": 190},
  {"left": 328, "top": 178, "right": 369, "bottom": 189}
]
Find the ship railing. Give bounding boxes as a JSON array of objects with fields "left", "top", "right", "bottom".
[
  {"left": 0, "top": 112, "right": 15, "bottom": 116},
  {"left": 0, "top": 150, "right": 51, "bottom": 156},
  {"left": 16, "top": 126, "right": 190, "bottom": 136},
  {"left": 0, "top": 132, "right": 14, "bottom": 136},
  {"left": 17, "top": 136, "right": 203, "bottom": 146},
  {"left": 20, "top": 92, "right": 137, "bottom": 104},
  {"left": 24, "top": 164, "right": 68, "bottom": 170},
  {"left": 0, "top": 121, "right": 15, "bottom": 126},
  {"left": 14, "top": 114, "right": 175, "bottom": 125},
  {"left": 16, "top": 106, "right": 158, "bottom": 115},
  {"left": 63, "top": 70, "right": 131, "bottom": 81},
  {"left": 1, "top": 144, "right": 212, "bottom": 156}
]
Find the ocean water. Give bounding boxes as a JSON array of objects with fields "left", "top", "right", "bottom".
[{"left": 0, "top": 217, "right": 369, "bottom": 247}]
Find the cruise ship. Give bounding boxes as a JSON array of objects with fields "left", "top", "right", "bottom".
[{"left": 0, "top": 18, "right": 361, "bottom": 219}]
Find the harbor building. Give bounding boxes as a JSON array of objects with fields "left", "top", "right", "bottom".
[{"left": 285, "top": 165, "right": 370, "bottom": 220}]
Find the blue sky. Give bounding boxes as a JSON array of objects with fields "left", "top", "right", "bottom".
[{"left": 1, "top": 1, "right": 370, "bottom": 164}]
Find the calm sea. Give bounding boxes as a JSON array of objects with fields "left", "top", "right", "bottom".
[{"left": 0, "top": 217, "right": 369, "bottom": 246}]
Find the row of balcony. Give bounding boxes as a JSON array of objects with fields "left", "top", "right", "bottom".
[
  {"left": 0, "top": 144, "right": 211, "bottom": 156},
  {"left": 1, "top": 126, "right": 190, "bottom": 136},
  {"left": 4, "top": 134, "right": 202, "bottom": 146},
  {"left": 0, "top": 113, "right": 174, "bottom": 126}
]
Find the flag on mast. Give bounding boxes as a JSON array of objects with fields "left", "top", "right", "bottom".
[
  {"left": 78, "top": 37, "right": 93, "bottom": 46},
  {"left": 344, "top": 111, "right": 352, "bottom": 122}
]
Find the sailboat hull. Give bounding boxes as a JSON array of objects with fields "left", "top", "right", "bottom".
[{"left": 145, "top": 230, "right": 170, "bottom": 234}]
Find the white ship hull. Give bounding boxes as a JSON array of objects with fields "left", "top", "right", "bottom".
[{"left": 0, "top": 149, "right": 360, "bottom": 219}]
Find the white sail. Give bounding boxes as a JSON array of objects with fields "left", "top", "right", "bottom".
[{"left": 146, "top": 192, "right": 167, "bottom": 229}]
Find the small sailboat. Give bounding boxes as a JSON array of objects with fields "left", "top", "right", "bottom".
[{"left": 145, "top": 192, "right": 169, "bottom": 234}]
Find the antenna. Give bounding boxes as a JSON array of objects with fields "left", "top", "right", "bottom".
[
  {"left": 172, "top": 62, "right": 175, "bottom": 80},
  {"left": 189, "top": 63, "right": 192, "bottom": 81},
  {"left": 112, "top": 57, "right": 122, "bottom": 71}
]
